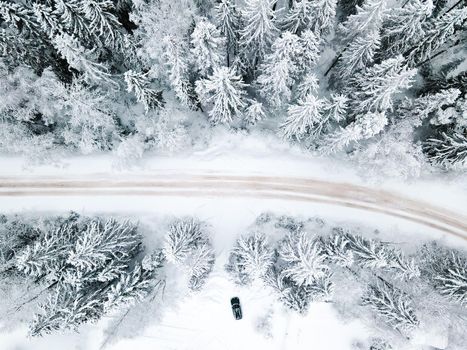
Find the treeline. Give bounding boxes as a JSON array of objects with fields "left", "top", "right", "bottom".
[{"left": 0, "top": 0, "right": 465, "bottom": 174}]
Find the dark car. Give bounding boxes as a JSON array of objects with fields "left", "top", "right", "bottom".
[{"left": 230, "top": 297, "right": 242, "bottom": 320}]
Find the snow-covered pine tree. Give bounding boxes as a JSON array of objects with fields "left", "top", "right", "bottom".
[
  {"left": 324, "top": 232, "right": 354, "bottom": 267},
  {"left": 104, "top": 263, "right": 158, "bottom": 310},
  {"left": 362, "top": 281, "right": 419, "bottom": 332},
  {"left": 53, "top": 0, "right": 94, "bottom": 42},
  {"left": 226, "top": 231, "right": 274, "bottom": 284},
  {"left": 398, "top": 88, "right": 461, "bottom": 123},
  {"left": 343, "top": 231, "right": 391, "bottom": 269},
  {"left": 338, "top": 0, "right": 386, "bottom": 44},
  {"left": 405, "top": 7, "right": 467, "bottom": 67},
  {"left": 195, "top": 66, "right": 247, "bottom": 124},
  {"left": 347, "top": 55, "right": 417, "bottom": 115},
  {"left": 380, "top": 0, "right": 433, "bottom": 58},
  {"left": 191, "top": 19, "right": 226, "bottom": 76},
  {"left": 80, "top": 0, "right": 126, "bottom": 49},
  {"left": 215, "top": 0, "right": 240, "bottom": 64},
  {"left": 295, "top": 73, "right": 319, "bottom": 100},
  {"left": 297, "top": 29, "right": 320, "bottom": 73},
  {"left": 52, "top": 32, "right": 112, "bottom": 83},
  {"left": 308, "top": 273, "right": 334, "bottom": 301},
  {"left": 257, "top": 32, "right": 302, "bottom": 107},
  {"left": 162, "top": 35, "right": 198, "bottom": 109},
  {"left": 239, "top": 0, "right": 279, "bottom": 68},
  {"left": 187, "top": 243, "right": 215, "bottom": 290},
  {"left": 432, "top": 251, "right": 467, "bottom": 306},
  {"left": 124, "top": 70, "right": 164, "bottom": 112},
  {"left": 30, "top": 284, "right": 103, "bottom": 336},
  {"left": 243, "top": 101, "right": 267, "bottom": 125},
  {"left": 163, "top": 218, "right": 207, "bottom": 264},
  {"left": 308, "top": 0, "right": 338, "bottom": 36},
  {"left": 278, "top": 231, "right": 329, "bottom": 285},
  {"left": 280, "top": 94, "right": 326, "bottom": 141},
  {"left": 15, "top": 224, "right": 74, "bottom": 278},
  {"left": 282, "top": 0, "right": 314, "bottom": 34},
  {"left": 0, "top": 1, "right": 41, "bottom": 37},
  {"left": 32, "top": 3, "right": 61, "bottom": 37},
  {"left": 263, "top": 266, "right": 315, "bottom": 313},
  {"left": 67, "top": 219, "right": 141, "bottom": 272},
  {"left": 324, "top": 94, "right": 349, "bottom": 123},
  {"left": 337, "top": 30, "right": 380, "bottom": 80},
  {"left": 424, "top": 131, "right": 467, "bottom": 169}
]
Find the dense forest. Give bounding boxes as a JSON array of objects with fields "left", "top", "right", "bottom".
[{"left": 0, "top": 0, "right": 466, "bottom": 175}]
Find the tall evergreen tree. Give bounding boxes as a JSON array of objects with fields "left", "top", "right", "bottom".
[
  {"left": 196, "top": 66, "right": 248, "bottom": 124},
  {"left": 380, "top": 0, "right": 433, "bottom": 58},
  {"left": 257, "top": 32, "right": 303, "bottom": 107},
  {"left": 239, "top": 0, "right": 279, "bottom": 67},
  {"left": 191, "top": 19, "right": 226, "bottom": 76},
  {"left": 405, "top": 7, "right": 467, "bottom": 66}
]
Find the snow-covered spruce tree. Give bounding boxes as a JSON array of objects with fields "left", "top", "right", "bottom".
[
  {"left": 336, "top": 30, "right": 380, "bottom": 80},
  {"left": 226, "top": 231, "right": 274, "bottom": 285},
  {"left": 52, "top": 33, "right": 112, "bottom": 83},
  {"left": 362, "top": 281, "right": 419, "bottom": 333},
  {"left": 80, "top": 0, "right": 127, "bottom": 50},
  {"left": 215, "top": 0, "right": 240, "bottom": 59},
  {"left": 30, "top": 284, "right": 103, "bottom": 336},
  {"left": 195, "top": 66, "right": 248, "bottom": 124},
  {"left": 124, "top": 70, "right": 164, "bottom": 112},
  {"left": 297, "top": 29, "right": 320, "bottom": 73},
  {"left": 347, "top": 55, "right": 417, "bottom": 115},
  {"left": 53, "top": 0, "right": 94, "bottom": 42},
  {"left": 67, "top": 219, "right": 141, "bottom": 272},
  {"left": 278, "top": 231, "right": 329, "bottom": 285},
  {"left": 280, "top": 94, "right": 326, "bottom": 141},
  {"left": 187, "top": 243, "right": 215, "bottom": 291},
  {"left": 243, "top": 101, "right": 267, "bottom": 125},
  {"left": 15, "top": 224, "right": 75, "bottom": 278},
  {"left": 308, "top": 0, "right": 338, "bottom": 36},
  {"left": 405, "top": 7, "right": 467, "bottom": 67},
  {"left": 424, "top": 131, "right": 467, "bottom": 169},
  {"left": 338, "top": 0, "right": 386, "bottom": 46},
  {"left": 162, "top": 35, "right": 198, "bottom": 109},
  {"left": 282, "top": 0, "right": 314, "bottom": 34},
  {"left": 104, "top": 263, "right": 159, "bottom": 311},
  {"left": 280, "top": 93, "right": 348, "bottom": 142},
  {"left": 324, "top": 232, "right": 355, "bottom": 267},
  {"left": 0, "top": 1, "right": 41, "bottom": 37},
  {"left": 257, "top": 32, "right": 303, "bottom": 107},
  {"left": 191, "top": 19, "right": 226, "bottom": 76},
  {"left": 431, "top": 251, "right": 467, "bottom": 306},
  {"left": 327, "top": 0, "right": 385, "bottom": 78},
  {"left": 380, "top": 0, "right": 433, "bottom": 58},
  {"left": 239, "top": 0, "right": 279, "bottom": 68},
  {"left": 163, "top": 217, "right": 214, "bottom": 291},
  {"left": 295, "top": 73, "right": 319, "bottom": 100},
  {"left": 163, "top": 218, "right": 207, "bottom": 264},
  {"left": 264, "top": 264, "right": 333, "bottom": 313}
]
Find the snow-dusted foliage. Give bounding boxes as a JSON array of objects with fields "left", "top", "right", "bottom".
[
  {"left": 362, "top": 282, "right": 419, "bottom": 333},
  {"left": 196, "top": 66, "right": 247, "bottom": 124},
  {"left": 191, "top": 19, "right": 225, "bottom": 76},
  {"left": 124, "top": 70, "right": 164, "bottom": 112},
  {"left": 278, "top": 231, "right": 329, "bottom": 285},
  {"left": 163, "top": 217, "right": 215, "bottom": 290},
  {"left": 226, "top": 231, "right": 274, "bottom": 284}
]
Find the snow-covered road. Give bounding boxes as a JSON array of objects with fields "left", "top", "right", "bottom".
[{"left": 1, "top": 173, "right": 466, "bottom": 240}]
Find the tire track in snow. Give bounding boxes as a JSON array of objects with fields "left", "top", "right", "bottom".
[{"left": 0, "top": 174, "right": 466, "bottom": 240}]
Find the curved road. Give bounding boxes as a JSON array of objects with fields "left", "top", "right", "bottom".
[{"left": 0, "top": 174, "right": 466, "bottom": 240}]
